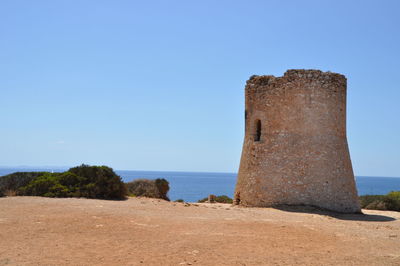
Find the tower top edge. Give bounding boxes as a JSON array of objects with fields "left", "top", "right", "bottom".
[{"left": 247, "top": 69, "right": 346, "bottom": 87}]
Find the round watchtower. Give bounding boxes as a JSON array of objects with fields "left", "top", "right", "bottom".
[{"left": 234, "top": 69, "right": 361, "bottom": 213}]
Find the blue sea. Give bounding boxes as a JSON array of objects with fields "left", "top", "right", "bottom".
[{"left": 1, "top": 168, "right": 399, "bottom": 202}]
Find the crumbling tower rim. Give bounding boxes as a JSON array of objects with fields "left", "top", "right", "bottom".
[{"left": 247, "top": 69, "right": 347, "bottom": 91}]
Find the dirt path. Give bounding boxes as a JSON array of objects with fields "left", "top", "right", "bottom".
[{"left": 0, "top": 197, "right": 399, "bottom": 265}]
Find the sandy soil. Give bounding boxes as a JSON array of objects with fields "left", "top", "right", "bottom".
[{"left": 0, "top": 197, "right": 399, "bottom": 266}]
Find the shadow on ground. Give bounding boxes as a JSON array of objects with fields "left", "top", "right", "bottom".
[{"left": 274, "top": 205, "right": 396, "bottom": 222}]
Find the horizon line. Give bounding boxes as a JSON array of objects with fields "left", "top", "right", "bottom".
[{"left": 0, "top": 165, "right": 399, "bottom": 178}]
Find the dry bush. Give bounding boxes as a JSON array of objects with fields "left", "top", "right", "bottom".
[
  {"left": 5, "top": 190, "right": 17, "bottom": 197},
  {"left": 360, "top": 191, "right": 400, "bottom": 212},
  {"left": 126, "top": 178, "right": 169, "bottom": 200}
]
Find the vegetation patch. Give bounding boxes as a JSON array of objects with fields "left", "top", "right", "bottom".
[
  {"left": 174, "top": 199, "right": 184, "bottom": 203},
  {"left": 126, "top": 178, "right": 170, "bottom": 201},
  {"left": 0, "top": 172, "right": 47, "bottom": 195},
  {"left": 198, "top": 195, "right": 233, "bottom": 204},
  {"left": 360, "top": 191, "right": 400, "bottom": 211},
  {"left": 0, "top": 165, "right": 126, "bottom": 200}
]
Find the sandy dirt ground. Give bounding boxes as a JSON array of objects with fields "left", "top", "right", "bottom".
[{"left": 0, "top": 197, "right": 399, "bottom": 266}]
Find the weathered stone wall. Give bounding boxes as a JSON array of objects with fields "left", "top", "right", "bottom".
[{"left": 234, "top": 69, "right": 361, "bottom": 213}]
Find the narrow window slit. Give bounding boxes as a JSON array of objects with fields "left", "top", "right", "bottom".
[{"left": 255, "top": 120, "right": 261, "bottom": 141}]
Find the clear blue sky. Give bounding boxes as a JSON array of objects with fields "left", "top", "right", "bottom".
[{"left": 1, "top": 0, "right": 399, "bottom": 176}]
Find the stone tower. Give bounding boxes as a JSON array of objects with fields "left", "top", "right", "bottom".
[{"left": 234, "top": 69, "right": 360, "bottom": 213}]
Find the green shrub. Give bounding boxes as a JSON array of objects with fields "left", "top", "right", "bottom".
[
  {"left": 58, "top": 172, "right": 84, "bottom": 189},
  {"left": 384, "top": 191, "right": 400, "bottom": 211},
  {"left": 197, "top": 197, "right": 208, "bottom": 203},
  {"left": 360, "top": 191, "right": 400, "bottom": 211},
  {"left": 1, "top": 165, "right": 127, "bottom": 200},
  {"left": 387, "top": 191, "right": 400, "bottom": 201},
  {"left": 197, "top": 195, "right": 233, "bottom": 203},
  {"left": 174, "top": 199, "right": 184, "bottom": 203},
  {"left": 0, "top": 172, "right": 47, "bottom": 196},
  {"left": 19, "top": 173, "right": 60, "bottom": 196},
  {"left": 67, "top": 165, "right": 127, "bottom": 200},
  {"left": 126, "top": 178, "right": 170, "bottom": 201},
  {"left": 215, "top": 195, "right": 233, "bottom": 203}
]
